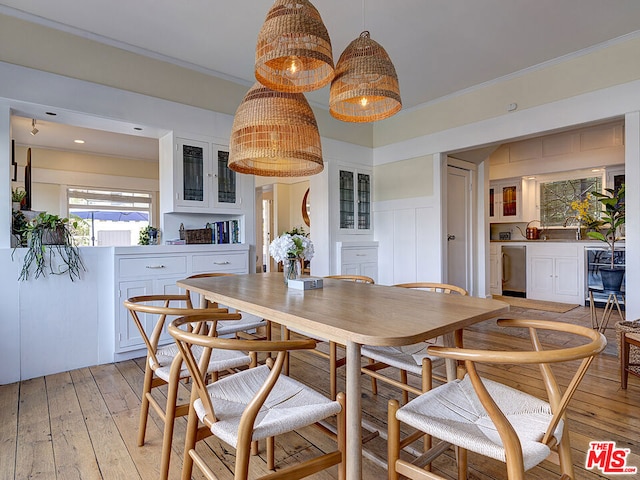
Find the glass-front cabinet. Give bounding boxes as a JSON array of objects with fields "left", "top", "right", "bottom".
[
  {"left": 489, "top": 180, "right": 522, "bottom": 222},
  {"left": 181, "top": 140, "right": 207, "bottom": 204},
  {"left": 339, "top": 167, "right": 371, "bottom": 232},
  {"left": 175, "top": 138, "right": 240, "bottom": 211}
]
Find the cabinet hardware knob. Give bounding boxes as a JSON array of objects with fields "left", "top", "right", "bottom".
[{"left": 145, "top": 265, "right": 165, "bottom": 269}]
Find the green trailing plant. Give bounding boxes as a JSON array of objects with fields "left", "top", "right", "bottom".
[
  {"left": 587, "top": 184, "right": 625, "bottom": 268},
  {"left": 13, "top": 212, "right": 86, "bottom": 281},
  {"left": 11, "top": 209, "right": 28, "bottom": 246},
  {"left": 138, "top": 225, "right": 159, "bottom": 245}
]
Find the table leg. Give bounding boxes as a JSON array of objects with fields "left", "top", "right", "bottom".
[
  {"left": 443, "top": 332, "right": 457, "bottom": 381},
  {"left": 346, "top": 341, "right": 362, "bottom": 480}
]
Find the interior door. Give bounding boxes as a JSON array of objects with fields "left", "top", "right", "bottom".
[{"left": 446, "top": 165, "right": 471, "bottom": 292}]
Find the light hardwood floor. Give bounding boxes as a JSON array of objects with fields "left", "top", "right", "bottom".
[{"left": 1, "top": 305, "right": 639, "bottom": 479}]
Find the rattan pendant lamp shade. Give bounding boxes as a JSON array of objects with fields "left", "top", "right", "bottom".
[
  {"left": 228, "top": 82, "right": 324, "bottom": 177},
  {"left": 255, "top": 0, "right": 334, "bottom": 93},
  {"left": 329, "top": 31, "right": 402, "bottom": 123}
]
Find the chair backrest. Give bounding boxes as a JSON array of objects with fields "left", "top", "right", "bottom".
[
  {"left": 394, "top": 282, "right": 468, "bottom": 295},
  {"left": 123, "top": 295, "right": 238, "bottom": 369},
  {"left": 427, "top": 318, "right": 606, "bottom": 457},
  {"left": 325, "top": 274, "right": 375, "bottom": 284},
  {"left": 168, "top": 314, "right": 316, "bottom": 432}
]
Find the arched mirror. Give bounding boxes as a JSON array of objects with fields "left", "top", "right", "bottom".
[{"left": 302, "top": 188, "right": 310, "bottom": 227}]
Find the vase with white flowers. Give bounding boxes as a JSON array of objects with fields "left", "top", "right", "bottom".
[{"left": 269, "top": 228, "right": 314, "bottom": 284}]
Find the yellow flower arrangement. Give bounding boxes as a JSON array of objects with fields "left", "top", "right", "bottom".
[{"left": 570, "top": 197, "right": 592, "bottom": 224}]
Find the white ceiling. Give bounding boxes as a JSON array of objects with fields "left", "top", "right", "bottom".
[{"left": 4, "top": 0, "right": 640, "bottom": 159}]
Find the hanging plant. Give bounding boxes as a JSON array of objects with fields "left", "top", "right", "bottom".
[{"left": 13, "top": 212, "right": 86, "bottom": 281}]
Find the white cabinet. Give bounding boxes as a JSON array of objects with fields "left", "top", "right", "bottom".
[
  {"left": 160, "top": 134, "right": 242, "bottom": 214},
  {"left": 489, "top": 179, "right": 523, "bottom": 222},
  {"left": 338, "top": 167, "right": 372, "bottom": 233},
  {"left": 115, "top": 245, "right": 249, "bottom": 354},
  {"left": 527, "top": 243, "right": 582, "bottom": 304},
  {"left": 489, "top": 243, "right": 501, "bottom": 295},
  {"left": 336, "top": 241, "right": 378, "bottom": 282}
]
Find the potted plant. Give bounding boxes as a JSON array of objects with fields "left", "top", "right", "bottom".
[
  {"left": 13, "top": 212, "right": 85, "bottom": 281},
  {"left": 139, "top": 225, "right": 159, "bottom": 245},
  {"left": 587, "top": 184, "right": 625, "bottom": 291},
  {"left": 11, "top": 186, "right": 26, "bottom": 210}
]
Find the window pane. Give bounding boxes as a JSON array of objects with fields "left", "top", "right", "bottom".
[
  {"left": 540, "top": 177, "right": 602, "bottom": 226},
  {"left": 68, "top": 187, "right": 152, "bottom": 246}
]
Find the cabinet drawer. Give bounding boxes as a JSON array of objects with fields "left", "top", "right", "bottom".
[
  {"left": 341, "top": 248, "right": 377, "bottom": 264},
  {"left": 192, "top": 252, "right": 248, "bottom": 273},
  {"left": 118, "top": 255, "right": 187, "bottom": 278}
]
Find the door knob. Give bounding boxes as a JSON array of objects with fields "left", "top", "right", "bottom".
[{"left": 447, "top": 234, "right": 455, "bottom": 241}]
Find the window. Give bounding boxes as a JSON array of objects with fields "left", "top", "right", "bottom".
[
  {"left": 67, "top": 187, "right": 153, "bottom": 246},
  {"left": 539, "top": 177, "right": 602, "bottom": 227}
]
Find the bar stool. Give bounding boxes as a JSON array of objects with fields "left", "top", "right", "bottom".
[{"left": 588, "top": 286, "right": 625, "bottom": 332}]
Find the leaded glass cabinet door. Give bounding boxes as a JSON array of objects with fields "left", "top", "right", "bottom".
[
  {"left": 339, "top": 168, "right": 371, "bottom": 232},
  {"left": 177, "top": 138, "right": 210, "bottom": 208},
  {"left": 339, "top": 170, "right": 355, "bottom": 229},
  {"left": 357, "top": 172, "right": 371, "bottom": 230},
  {"left": 214, "top": 147, "right": 240, "bottom": 208}
]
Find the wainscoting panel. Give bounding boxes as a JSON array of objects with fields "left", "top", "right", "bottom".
[{"left": 374, "top": 196, "right": 441, "bottom": 285}]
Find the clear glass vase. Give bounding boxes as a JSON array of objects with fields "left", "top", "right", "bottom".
[{"left": 284, "top": 257, "right": 301, "bottom": 284}]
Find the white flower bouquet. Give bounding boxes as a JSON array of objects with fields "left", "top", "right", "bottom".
[{"left": 269, "top": 232, "right": 314, "bottom": 263}]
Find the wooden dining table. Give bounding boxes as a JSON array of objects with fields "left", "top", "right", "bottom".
[{"left": 177, "top": 272, "right": 510, "bottom": 480}]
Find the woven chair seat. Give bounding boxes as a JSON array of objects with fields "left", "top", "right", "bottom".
[
  {"left": 194, "top": 364, "right": 342, "bottom": 448},
  {"left": 153, "top": 344, "right": 251, "bottom": 383},
  {"left": 396, "top": 375, "right": 563, "bottom": 471},
  {"left": 216, "top": 312, "right": 266, "bottom": 337},
  {"left": 362, "top": 341, "right": 445, "bottom": 375}
]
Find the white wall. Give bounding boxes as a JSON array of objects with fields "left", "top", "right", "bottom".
[{"left": 0, "top": 246, "right": 114, "bottom": 384}]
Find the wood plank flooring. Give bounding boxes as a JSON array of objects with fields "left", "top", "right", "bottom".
[{"left": 1, "top": 305, "right": 639, "bottom": 479}]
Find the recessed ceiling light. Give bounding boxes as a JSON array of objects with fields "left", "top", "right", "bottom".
[
  {"left": 134, "top": 127, "right": 143, "bottom": 131},
  {"left": 74, "top": 139, "right": 85, "bottom": 144},
  {"left": 45, "top": 112, "right": 57, "bottom": 116}
]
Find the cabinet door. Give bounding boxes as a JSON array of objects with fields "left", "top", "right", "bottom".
[
  {"left": 155, "top": 277, "right": 187, "bottom": 346},
  {"left": 117, "top": 280, "right": 153, "bottom": 350},
  {"left": 489, "top": 181, "right": 522, "bottom": 222},
  {"left": 500, "top": 184, "right": 519, "bottom": 220},
  {"left": 555, "top": 257, "right": 580, "bottom": 297},
  {"left": 489, "top": 252, "right": 501, "bottom": 294},
  {"left": 341, "top": 263, "right": 360, "bottom": 276},
  {"left": 357, "top": 172, "right": 371, "bottom": 230},
  {"left": 361, "top": 262, "right": 378, "bottom": 282},
  {"left": 339, "top": 168, "right": 371, "bottom": 232},
  {"left": 176, "top": 138, "right": 211, "bottom": 209},
  {"left": 528, "top": 256, "right": 554, "bottom": 298},
  {"left": 213, "top": 146, "right": 241, "bottom": 209},
  {"left": 339, "top": 170, "right": 355, "bottom": 230}
]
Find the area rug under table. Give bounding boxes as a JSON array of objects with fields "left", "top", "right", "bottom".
[{"left": 492, "top": 295, "right": 579, "bottom": 313}]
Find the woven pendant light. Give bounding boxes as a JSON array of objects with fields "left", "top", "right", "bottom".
[
  {"left": 228, "top": 82, "right": 324, "bottom": 177},
  {"left": 329, "top": 31, "right": 402, "bottom": 123},
  {"left": 255, "top": 0, "right": 334, "bottom": 93}
]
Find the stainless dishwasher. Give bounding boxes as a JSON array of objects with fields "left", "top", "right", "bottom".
[{"left": 502, "top": 245, "right": 526, "bottom": 298}]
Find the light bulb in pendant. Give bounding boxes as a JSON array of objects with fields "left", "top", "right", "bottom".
[
  {"left": 359, "top": 96, "right": 369, "bottom": 108},
  {"left": 285, "top": 56, "right": 301, "bottom": 77}
]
